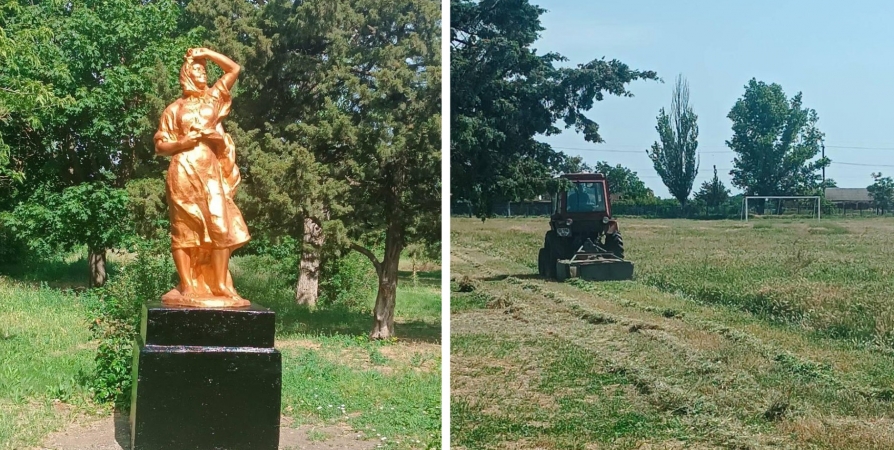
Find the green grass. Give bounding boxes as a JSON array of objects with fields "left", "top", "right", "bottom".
[
  {"left": 452, "top": 335, "right": 686, "bottom": 449},
  {"left": 451, "top": 217, "right": 894, "bottom": 449},
  {"left": 457, "top": 217, "right": 894, "bottom": 346},
  {"left": 0, "top": 251, "right": 441, "bottom": 450},
  {"left": 0, "top": 278, "right": 98, "bottom": 450},
  {"left": 280, "top": 341, "right": 440, "bottom": 447},
  {"left": 231, "top": 255, "right": 442, "bottom": 449}
]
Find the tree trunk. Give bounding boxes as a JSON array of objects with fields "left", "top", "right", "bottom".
[
  {"left": 88, "top": 246, "right": 107, "bottom": 288},
  {"left": 295, "top": 216, "right": 324, "bottom": 306},
  {"left": 370, "top": 225, "right": 403, "bottom": 340}
]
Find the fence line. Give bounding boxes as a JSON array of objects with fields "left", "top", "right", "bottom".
[{"left": 451, "top": 201, "right": 894, "bottom": 220}]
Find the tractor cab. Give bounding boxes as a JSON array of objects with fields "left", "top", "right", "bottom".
[{"left": 549, "top": 173, "right": 618, "bottom": 250}]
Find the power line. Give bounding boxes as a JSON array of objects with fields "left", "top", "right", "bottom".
[
  {"left": 825, "top": 145, "right": 894, "bottom": 150},
  {"left": 831, "top": 161, "right": 894, "bottom": 168},
  {"left": 550, "top": 146, "right": 894, "bottom": 169},
  {"left": 549, "top": 144, "right": 894, "bottom": 153}
]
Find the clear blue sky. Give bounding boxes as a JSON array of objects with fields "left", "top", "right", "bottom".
[{"left": 533, "top": 0, "right": 894, "bottom": 198}]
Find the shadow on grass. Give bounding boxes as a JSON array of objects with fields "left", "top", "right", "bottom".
[
  {"left": 235, "top": 264, "right": 441, "bottom": 344},
  {"left": 261, "top": 296, "right": 440, "bottom": 344},
  {"left": 0, "top": 256, "right": 118, "bottom": 292},
  {"left": 478, "top": 273, "right": 542, "bottom": 282},
  {"left": 397, "top": 269, "right": 441, "bottom": 287}
]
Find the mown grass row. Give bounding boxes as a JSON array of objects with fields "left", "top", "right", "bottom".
[{"left": 453, "top": 217, "right": 894, "bottom": 349}]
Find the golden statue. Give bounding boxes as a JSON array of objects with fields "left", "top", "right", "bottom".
[{"left": 155, "top": 47, "right": 251, "bottom": 308}]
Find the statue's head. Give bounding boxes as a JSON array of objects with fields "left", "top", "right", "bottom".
[{"left": 180, "top": 52, "right": 207, "bottom": 96}]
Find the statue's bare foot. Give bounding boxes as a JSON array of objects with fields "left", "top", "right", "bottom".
[{"left": 212, "top": 284, "right": 239, "bottom": 299}]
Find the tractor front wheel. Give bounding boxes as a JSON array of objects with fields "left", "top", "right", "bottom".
[
  {"left": 537, "top": 247, "right": 548, "bottom": 276},
  {"left": 604, "top": 231, "right": 625, "bottom": 259},
  {"left": 544, "top": 231, "right": 568, "bottom": 280}
]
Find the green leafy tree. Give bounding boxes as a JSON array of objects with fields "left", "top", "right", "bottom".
[
  {"left": 727, "top": 79, "right": 828, "bottom": 214},
  {"left": 231, "top": 0, "right": 440, "bottom": 338},
  {"left": 336, "top": 0, "right": 441, "bottom": 338},
  {"left": 868, "top": 172, "right": 894, "bottom": 213},
  {"left": 4, "top": 181, "right": 130, "bottom": 287},
  {"left": 694, "top": 165, "right": 730, "bottom": 211},
  {"left": 0, "top": 2, "right": 73, "bottom": 187},
  {"left": 232, "top": 0, "right": 350, "bottom": 307},
  {"left": 451, "top": 0, "right": 658, "bottom": 219},
  {"left": 593, "top": 161, "right": 654, "bottom": 202},
  {"left": 0, "top": 0, "right": 200, "bottom": 284},
  {"left": 647, "top": 74, "right": 699, "bottom": 207},
  {"left": 558, "top": 155, "right": 593, "bottom": 174}
]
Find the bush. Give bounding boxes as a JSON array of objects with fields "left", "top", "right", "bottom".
[
  {"left": 244, "top": 233, "right": 378, "bottom": 311},
  {"left": 241, "top": 235, "right": 300, "bottom": 286},
  {"left": 84, "top": 239, "right": 174, "bottom": 408},
  {"left": 0, "top": 216, "right": 34, "bottom": 265},
  {"left": 319, "top": 250, "right": 378, "bottom": 310}
]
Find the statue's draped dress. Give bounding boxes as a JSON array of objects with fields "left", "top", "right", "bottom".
[{"left": 155, "top": 79, "right": 250, "bottom": 251}]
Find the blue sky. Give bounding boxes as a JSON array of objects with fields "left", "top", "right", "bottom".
[{"left": 533, "top": 0, "right": 894, "bottom": 197}]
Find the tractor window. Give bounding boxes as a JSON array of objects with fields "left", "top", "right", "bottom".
[{"left": 566, "top": 182, "right": 607, "bottom": 213}]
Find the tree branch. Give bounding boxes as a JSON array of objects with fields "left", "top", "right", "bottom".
[{"left": 350, "top": 243, "right": 382, "bottom": 276}]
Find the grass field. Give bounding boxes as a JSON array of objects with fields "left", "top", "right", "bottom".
[
  {"left": 451, "top": 217, "right": 894, "bottom": 449},
  {"left": 0, "top": 254, "right": 440, "bottom": 450}
]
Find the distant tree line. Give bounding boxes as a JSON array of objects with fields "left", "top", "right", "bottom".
[{"left": 449, "top": 0, "right": 853, "bottom": 219}]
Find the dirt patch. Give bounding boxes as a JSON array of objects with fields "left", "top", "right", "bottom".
[
  {"left": 37, "top": 414, "right": 377, "bottom": 450},
  {"left": 380, "top": 342, "right": 440, "bottom": 371}
]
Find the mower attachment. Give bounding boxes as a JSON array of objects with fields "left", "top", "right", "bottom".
[{"left": 555, "top": 240, "right": 634, "bottom": 282}]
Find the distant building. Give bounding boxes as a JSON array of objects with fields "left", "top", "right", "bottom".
[
  {"left": 825, "top": 188, "right": 871, "bottom": 203},
  {"left": 825, "top": 187, "right": 875, "bottom": 215}
]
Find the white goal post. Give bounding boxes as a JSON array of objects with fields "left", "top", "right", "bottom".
[{"left": 742, "top": 196, "right": 821, "bottom": 222}]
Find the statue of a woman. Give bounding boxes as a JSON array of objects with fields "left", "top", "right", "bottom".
[{"left": 154, "top": 47, "right": 251, "bottom": 308}]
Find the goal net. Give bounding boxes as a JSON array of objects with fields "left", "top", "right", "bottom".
[{"left": 742, "top": 196, "right": 821, "bottom": 222}]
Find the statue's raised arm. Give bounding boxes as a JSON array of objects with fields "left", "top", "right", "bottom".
[{"left": 187, "top": 47, "right": 241, "bottom": 91}]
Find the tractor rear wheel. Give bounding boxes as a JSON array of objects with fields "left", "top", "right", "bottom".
[
  {"left": 537, "top": 247, "right": 548, "bottom": 276},
  {"left": 604, "top": 231, "right": 625, "bottom": 259}
]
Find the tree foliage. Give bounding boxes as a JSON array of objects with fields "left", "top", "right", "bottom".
[
  {"left": 592, "top": 161, "right": 654, "bottom": 202},
  {"left": 557, "top": 155, "right": 593, "bottom": 175},
  {"left": 648, "top": 74, "right": 699, "bottom": 207},
  {"left": 450, "top": 0, "right": 658, "bottom": 219},
  {"left": 3, "top": 180, "right": 129, "bottom": 259},
  {"left": 0, "top": 1, "right": 76, "bottom": 186},
  {"left": 206, "top": 0, "right": 440, "bottom": 337},
  {"left": 694, "top": 165, "right": 730, "bottom": 208},
  {"left": 868, "top": 172, "right": 894, "bottom": 212},
  {"left": 0, "top": 0, "right": 205, "bottom": 283},
  {"left": 727, "top": 79, "right": 828, "bottom": 212}
]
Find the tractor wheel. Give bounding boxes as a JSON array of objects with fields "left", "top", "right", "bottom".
[
  {"left": 604, "top": 231, "right": 625, "bottom": 259},
  {"left": 537, "top": 247, "right": 548, "bottom": 276},
  {"left": 544, "top": 231, "right": 567, "bottom": 280}
]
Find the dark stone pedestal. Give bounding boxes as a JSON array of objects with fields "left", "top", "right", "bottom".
[{"left": 129, "top": 301, "right": 282, "bottom": 450}]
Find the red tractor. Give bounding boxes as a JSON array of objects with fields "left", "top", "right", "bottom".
[{"left": 537, "top": 173, "right": 634, "bottom": 281}]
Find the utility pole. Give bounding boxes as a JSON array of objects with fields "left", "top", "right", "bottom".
[{"left": 821, "top": 139, "right": 826, "bottom": 187}]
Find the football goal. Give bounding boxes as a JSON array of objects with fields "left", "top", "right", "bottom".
[{"left": 741, "top": 196, "right": 821, "bottom": 222}]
